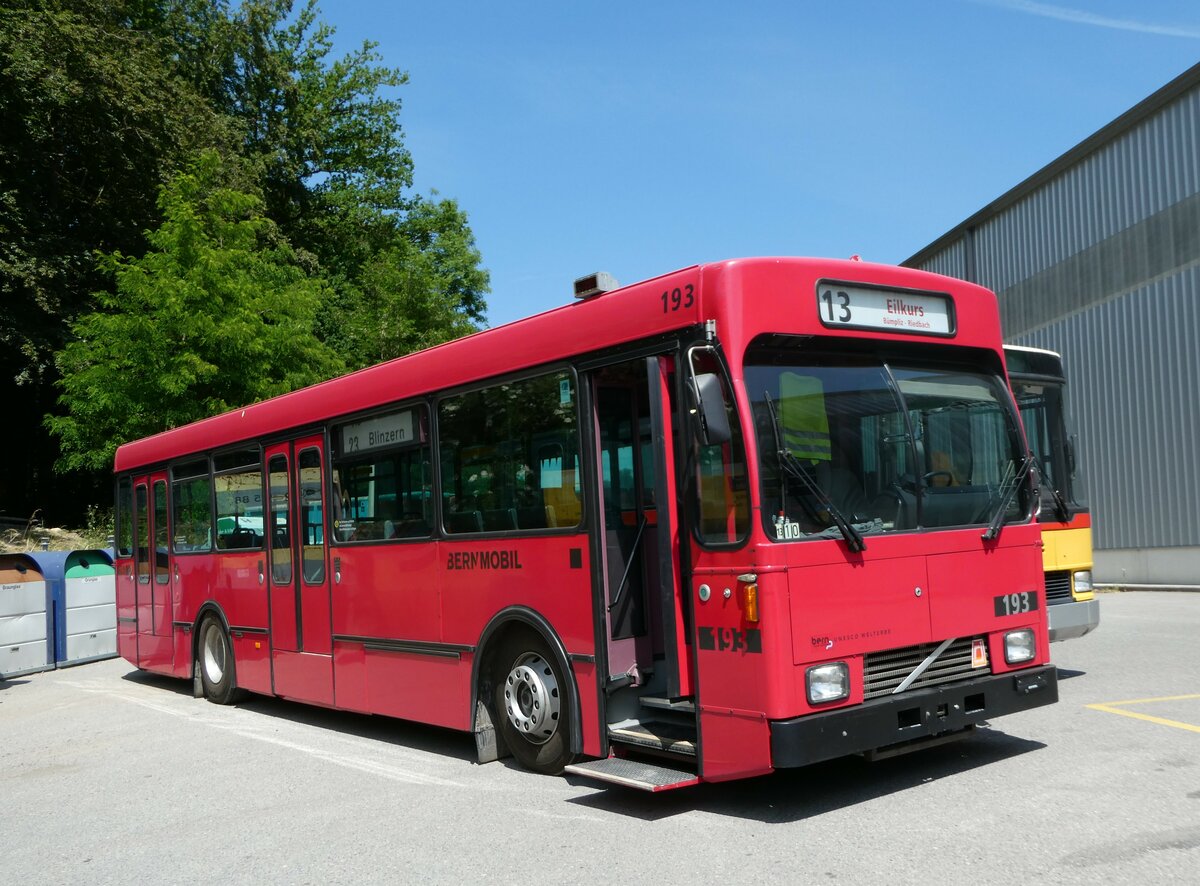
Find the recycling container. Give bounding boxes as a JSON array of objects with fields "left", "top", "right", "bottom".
[
  {"left": 57, "top": 549, "right": 117, "bottom": 666},
  {"left": 0, "top": 553, "right": 53, "bottom": 678}
]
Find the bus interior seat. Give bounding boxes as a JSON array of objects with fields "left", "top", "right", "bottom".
[
  {"left": 447, "top": 510, "right": 484, "bottom": 534},
  {"left": 516, "top": 505, "right": 557, "bottom": 530},
  {"left": 482, "top": 508, "right": 519, "bottom": 531}
]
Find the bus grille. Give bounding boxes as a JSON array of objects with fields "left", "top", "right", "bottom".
[
  {"left": 863, "top": 637, "right": 991, "bottom": 700},
  {"left": 1044, "top": 570, "right": 1073, "bottom": 604}
]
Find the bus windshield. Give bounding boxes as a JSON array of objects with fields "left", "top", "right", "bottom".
[
  {"left": 745, "top": 340, "right": 1032, "bottom": 542},
  {"left": 1012, "top": 376, "right": 1086, "bottom": 515}
]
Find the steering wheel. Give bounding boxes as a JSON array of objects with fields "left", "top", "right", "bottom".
[{"left": 923, "top": 470, "right": 954, "bottom": 486}]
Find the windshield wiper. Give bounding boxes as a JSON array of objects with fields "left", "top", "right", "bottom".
[
  {"left": 1047, "top": 484, "right": 1071, "bottom": 523},
  {"left": 763, "top": 393, "right": 865, "bottom": 552},
  {"left": 983, "top": 454, "right": 1035, "bottom": 541}
]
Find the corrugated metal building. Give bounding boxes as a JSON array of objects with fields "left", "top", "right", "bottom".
[{"left": 904, "top": 62, "right": 1200, "bottom": 587}]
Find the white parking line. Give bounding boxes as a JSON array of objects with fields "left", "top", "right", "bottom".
[{"left": 62, "top": 677, "right": 468, "bottom": 788}]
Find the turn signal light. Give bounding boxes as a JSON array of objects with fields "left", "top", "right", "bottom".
[{"left": 740, "top": 580, "right": 759, "bottom": 623}]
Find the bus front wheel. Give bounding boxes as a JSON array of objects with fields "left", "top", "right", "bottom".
[
  {"left": 493, "top": 633, "right": 573, "bottom": 774},
  {"left": 199, "top": 618, "right": 241, "bottom": 705}
]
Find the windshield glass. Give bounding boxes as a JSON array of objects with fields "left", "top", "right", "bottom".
[
  {"left": 1012, "top": 378, "right": 1085, "bottom": 510},
  {"left": 746, "top": 339, "right": 1032, "bottom": 542}
]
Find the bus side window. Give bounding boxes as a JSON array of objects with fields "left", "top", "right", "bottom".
[
  {"left": 331, "top": 405, "right": 432, "bottom": 543},
  {"left": 438, "top": 371, "right": 581, "bottom": 535},
  {"left": 116, "top": 477, "right": 134, "bottom": 559}
]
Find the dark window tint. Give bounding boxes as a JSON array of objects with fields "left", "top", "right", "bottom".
[
  {"left": 439, "top": 371, "right": 581, "bottom": 534},
  {"left": 135, "top": 484, "right": 149, "bottom": 582},
  {"left": 154, "top": 481, "right": 169, "bottom": 584},
  {"left": 268, "top": 454, "right": 292, "bottom": 584},
  {"left": 172, "top": 459, "right": 212, "bottom": 553},
  {"left": 298, "top": 448, "right": 325, "bottom": 583},
  {"left": 215, "top": 468, "right": 264, "bottom": 550},
  {"left": 332, "top": 406, "right": 432, "bottom": 543},
  {"left": 116, "top": 477, "right": 133, "bottom": 558}
]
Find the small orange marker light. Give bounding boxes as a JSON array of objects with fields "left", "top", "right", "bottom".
[{"left": 741, "top": 581, "right": 759, "bottom": 623}]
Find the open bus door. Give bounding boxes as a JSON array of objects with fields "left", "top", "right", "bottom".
[
  {"left": 265, "top": 434, "right": 334, "bottom": 705},
  {"left": 571, "top": 353, "right": 700, "bottom": 790}
]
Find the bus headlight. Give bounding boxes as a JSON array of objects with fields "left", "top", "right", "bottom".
[
  {"left": 1072, "top": 570, "right": 1093, "bottom": 597},
  {"left": 806, "top": 662, "right": 849, "bottom": 704},
  {"left": 1004, "top": 629, "right": 1036, "bottom": 664}
]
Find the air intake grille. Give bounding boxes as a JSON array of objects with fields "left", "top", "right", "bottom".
[
  {"left": 1044, "top": 570, "right": 1073, "bottom": 603},
  {"left": 863, "top": 637, "right": 991, "bottom": 700}
]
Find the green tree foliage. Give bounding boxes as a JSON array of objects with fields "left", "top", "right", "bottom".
[
  {"left": 324, "top": 196, "right": 489, "bottom": 367},
  {"left": 47, "top": 152, "right": 344, "bottom": 471},
  {"left": 0, "top": 0, "right": 226, "bottom": 382},
  {"left": 6, "top": 0, "right": 490, "bottom": 510},
  {"left": 196, "top": 0, "right": 490, "bottom": 348}
]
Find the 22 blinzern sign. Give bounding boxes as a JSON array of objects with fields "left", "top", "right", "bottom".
[{"left": 817, "top": 282, "right": 955, "bottom": 336}]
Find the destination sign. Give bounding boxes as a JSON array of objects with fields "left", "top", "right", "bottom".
[
  {"left": 817, "top": 283, "right": 954, "bottom": 336},
  {"left": 341, "top": 409, "right": 417, "bottom": 454}
]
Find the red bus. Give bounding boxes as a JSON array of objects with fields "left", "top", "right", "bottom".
[{"left": 113, "top": 257, "right": 1057, "bottom": 791}]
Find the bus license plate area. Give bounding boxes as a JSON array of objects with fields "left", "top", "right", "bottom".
[{"left": 993, "top": 591, "right": 1040, "bottom": 617}]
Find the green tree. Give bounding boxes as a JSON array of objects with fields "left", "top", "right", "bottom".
[
  {"left": 0, "top": 0, "right": 227, "bottom": 383},
  {"left": 47, "top": 152, "right": 344, "bottom": 471},
  {"left": 191, "top": 0, "right": 489, "bottom": 352},
  {"left": 323, "top": 196, "right": 489, "bottom": 367}
]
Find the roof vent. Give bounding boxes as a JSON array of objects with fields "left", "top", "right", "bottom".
[{"left": 574, "top": 271, "right": 619, "bottom": 299}]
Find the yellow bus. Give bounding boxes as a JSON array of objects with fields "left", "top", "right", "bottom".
[{"left": 1006, "top": 345, "right": 1099, "bottom": 641}]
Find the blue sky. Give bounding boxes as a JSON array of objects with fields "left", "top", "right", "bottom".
[{"left": 326, "top": 1, "right": 1200, "bottom": 327}]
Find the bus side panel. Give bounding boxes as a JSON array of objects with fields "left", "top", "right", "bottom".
[
  {"left": 364, "top": 647, "right": 472, "bottom": 730},
  {"left": 440, "top": 536, "right": 600, "bottom": 752},
  {"left": 570, "top": 660, "right": 602, "bottom": 759},
  {"left": 331, "top": 544, "right": 441, "bottom": 646},
  {"left": 230, "top": 630, "right": 272, "bottom": 694},
  {"left": 333, "top": 641, "right": 370, "bottom": 713}
]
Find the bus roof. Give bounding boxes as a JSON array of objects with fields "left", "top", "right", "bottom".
[
  {"left": 114, "top": 257, "right": 1001, "bottom": 473},
  {"left": 1003, "top": 345, "right": 1065, "bottom": 380}
]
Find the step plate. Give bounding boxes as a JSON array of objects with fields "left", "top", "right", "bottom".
[
  {"left": 609, "top": 720, "right": 696, "bottom": 755},
  {"left": 564, "top": 758, "right": 700, "bottom": 792}
]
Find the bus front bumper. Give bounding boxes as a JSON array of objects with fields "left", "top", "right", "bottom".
[
  {"left": 1048, "top": 598, "right": 1101, "bottom": 642},
  {"left": 769, "top": 665, "right": 1058, "bottom": 769}
]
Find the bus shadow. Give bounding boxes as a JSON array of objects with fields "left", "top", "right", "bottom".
[
  {"left": 565, "top": 728, "right": 1046, "bottom": 823},
  {"left": 121, "top": 668, "right": 194, "bottom": 696},
  {"left": 1056, "top": 668, "right": 1087, "bottom": 680},
  {"left": 119, "top": 668, "right": 478, "bottom": 762}
]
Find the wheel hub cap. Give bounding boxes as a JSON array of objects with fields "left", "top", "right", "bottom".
[
  {"left": 503, "top": 652, "right": 560, "bottom": 744},
  {"left": 203, "top": 625, "right": 225, "bottom": 684}
]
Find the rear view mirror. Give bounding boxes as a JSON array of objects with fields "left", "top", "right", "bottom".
[{"left": 691, "top": 372, "right": 732, "bottom": 447}]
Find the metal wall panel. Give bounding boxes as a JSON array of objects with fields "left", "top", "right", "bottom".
[
  {"left": 918, "top": 239, "right": 967, "bottom": 281},
  {"left": 1010, "top": 265, "right": 1200, "bottom": 551},
  {"left": 914, "top": 85, "right": 1200, "bottom": 296}
]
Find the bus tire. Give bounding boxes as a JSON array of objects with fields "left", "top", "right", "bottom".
[
  {"left": 492, "top": 631, "right": 573, "bottom": 775},
  {"left": 198, "top": 617, "right": 242, "bottom": 705}
]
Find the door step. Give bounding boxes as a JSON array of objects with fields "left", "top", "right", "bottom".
[
  {"left": 639, "top": 695, "right": 696, "bottom": 714},
  {"left": 609, "top": 720, "right": 696, "bottom": 756},
  {"left": 564, "top": 757, "right": 700, "bottom": 792}
]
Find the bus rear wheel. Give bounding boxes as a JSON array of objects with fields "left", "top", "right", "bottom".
[
  {"left": 493, "top": 633, "right": 573, "bottom": 775},
  {"left": 198, "top": 618, "right": 241, "bottom": 705}
]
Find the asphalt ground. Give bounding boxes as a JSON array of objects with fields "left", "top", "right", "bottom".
[{"left": 1, "top": 590, "right": 1196, "bottom": 885}]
